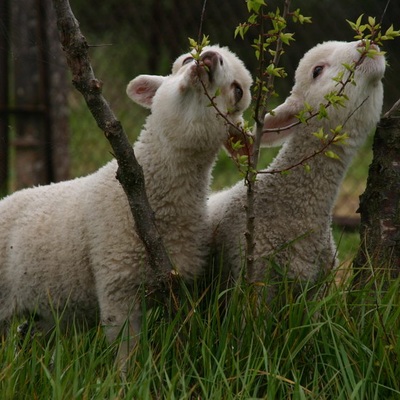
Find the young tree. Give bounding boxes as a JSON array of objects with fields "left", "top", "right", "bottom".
[{"left": 207, "top": 4, "right": 399, "bottom": 286}]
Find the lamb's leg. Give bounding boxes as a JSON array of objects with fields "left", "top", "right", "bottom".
[
  {"left": 0, "top": 284, "right": 13, "bottom": 339},
  {"left": 99, "top": 296, "right": 142, "bottom": 373}
]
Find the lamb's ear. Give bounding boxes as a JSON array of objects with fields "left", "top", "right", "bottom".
[
  {"left": 262, "top": 95, "right": 303, "bottom": 147},
  {"left": 126, "top": 75, "right": 166, "bottom": 108}
]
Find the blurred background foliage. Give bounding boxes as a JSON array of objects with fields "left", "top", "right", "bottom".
[{"left": 68, "top": 0, "right": 400, "bottom": 215}]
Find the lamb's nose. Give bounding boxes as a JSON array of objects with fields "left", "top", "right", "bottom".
[{"left": 200, "top": 51, "right": 223, "bottom": 71}]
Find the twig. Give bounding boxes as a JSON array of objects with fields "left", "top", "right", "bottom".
[
  {"left": 245, "top": 0, "right": 292, "bottom": 279},
  {"left": 383, "top": 98, "right": 400, "bottom": 118},
  {"left": 379, "top": 0, "right": 392, "bottom": 26},
  {"left": 198, "top": 78, "right": 253, "bottom": 157},
  {"left": 52, "top": 0, "right": 173, "bottom": 290},
  {"left": 258, "top": 97, "right": 371, "bottom": 175},
  {"left": 197, "top": 0, "right": 208, "bottom": 44}
]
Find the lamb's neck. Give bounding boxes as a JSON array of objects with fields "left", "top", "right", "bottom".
[
  {"left": 261, "top": 133, "right": 360, "bottom": 217},
  {"left": 134, "top": 133, "right": 217, "bottom": 213}
]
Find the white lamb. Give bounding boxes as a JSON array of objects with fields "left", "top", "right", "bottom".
[
  {"left": 0, "top": 45, "right": 252, "bottom": 362},
  {"left": 209, "top": 40, "right": 385, "bottom": 293}
]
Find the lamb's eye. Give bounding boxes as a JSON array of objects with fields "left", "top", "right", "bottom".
[
  {"left": 232, "top": 82, "right": 243, "bottom": 102},
  {"left": 312, "top": 65, "right": 324, "bottom": 79},
  {"left": 182, "top": 57, "right": 193, "bottom": 66}
]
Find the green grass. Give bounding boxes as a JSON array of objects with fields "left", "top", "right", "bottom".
[{"left": 1, "top": 269, "right": 399, "bottom": 399}]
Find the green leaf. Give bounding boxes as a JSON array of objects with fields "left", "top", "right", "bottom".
[
  {"left": 325, "top": 150, "right": 341, "bottom": 160},
  {"left": 246, "top": 0, "right": 266, "bottom": 13},
  {"left": 356, "top": 14, "right": 364, "bottom": 28},
  {"left": 230, "top": 139, "right": 244, "bottom": 150},
  {"left": 279, "top": 32, "right": 294, "bottom": 45},
  {"left": 312, "top": 128, "right": 326, "bottom": 140},
  {"left": 237, "top": 155, "right": 249, "bottom": 167},
  {"left": 200, "top": 34, "right": 210, "bottom": 47},
  {"left": 368, "top": 16, "right": 376, "bottom": 27},
  {"left": 346, "top": 19, "right": 357, "bottom": 32},
  {"left": 304, "top": 102, "right": 313, "bottom": 113},
  {"left": 188, "top": 37, "right": 197, "bottom": 49},
  {"left": 292, "top": 9, "right": 312, "bottom": 25},
  {"left": 342, "top": 63, "right": 355, "bottom": 72},
  {"left": 332, "top": 70, "right": 344, "bottom": 83},
  {"left": 330, "top": 124, "right": 343, "bottom": 134},
  {"left": 317, "top": 104, "right": 328, "bottom": 120},
  {"left": 332, "top": 133, "right": 349, "bottom": 144},
  {"left": 248, "top": 14, "right": 258, "bottom": 24},
  {"left": 235, "top": 24, "right": 251, "bottom": 40}
]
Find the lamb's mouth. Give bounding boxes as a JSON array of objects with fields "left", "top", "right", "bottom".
[
  {"left": 196, "top": 62, "right": 214, "bottom": 83},
  {"left": 197, "top": 50, "right": 222, "bottom": 84}
]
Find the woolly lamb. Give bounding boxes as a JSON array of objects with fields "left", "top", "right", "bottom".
[
  {"left": 209, "top": 40, "right": 385, "bottom": 293},
  {"left": 0, "top": 45, "right": 252, "bottom": 364}
]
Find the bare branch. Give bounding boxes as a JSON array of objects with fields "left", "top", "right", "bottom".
[
  {"left": 259, "top": 96, "right": 370, "bottom": 175},
  {"left": 52, "top": 0, "right": 173, "bottom": 289},
  {"left": 383, "top": 98, "right": 400, "bottom": 118},
  {"left": 197, "top": 0, "right": 208, "bottom": 44}
]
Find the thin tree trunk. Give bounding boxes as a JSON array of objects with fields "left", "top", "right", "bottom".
[
  {"left": 354, "top": 110, "right": 400, "bottom": 284},
  {"left": 52, "top": 0, "right": 174, "bottom": 290}
]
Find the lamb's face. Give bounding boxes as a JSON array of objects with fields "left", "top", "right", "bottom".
[
  {"left": 262, "top": 40, "right": 386, "bottom": 147},
  {"left": 169, "top": 45, "right": 253, "bottom": 119},
  {"left": 127, "top": 45, "right": 252, "bottom": 149},
  {"left": 293, "top": 40, "right": 386, "bottom": 110}
]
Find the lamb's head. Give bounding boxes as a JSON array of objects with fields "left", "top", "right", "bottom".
[
  {"left": 126, "top": 45, "right": 252, "bottom": 150},
  {"left": 262, "top": 40, "right": 386, "bottom": 147},
  {"left": 170, "top": 45, "right": 252, "bottom": 117}
]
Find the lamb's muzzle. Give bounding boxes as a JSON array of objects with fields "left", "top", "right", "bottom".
[{"left": 198, "top": 50, "right": 222, "bottom": 82}]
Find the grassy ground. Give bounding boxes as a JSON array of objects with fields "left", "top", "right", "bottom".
[{"left": 1, "top": 269, "right": 399, "bottom": 399}]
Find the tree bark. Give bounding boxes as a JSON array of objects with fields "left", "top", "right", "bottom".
[
  {"left": 51, "top": 0, "right": 173, "bottom": 290},
  {"left": 354, "top": 110, "right": 400, "bottom": 283}
]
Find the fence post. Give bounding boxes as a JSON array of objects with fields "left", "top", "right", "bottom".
[{"left": 9, "top": 0, "right": 70, "bottom": 190}]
